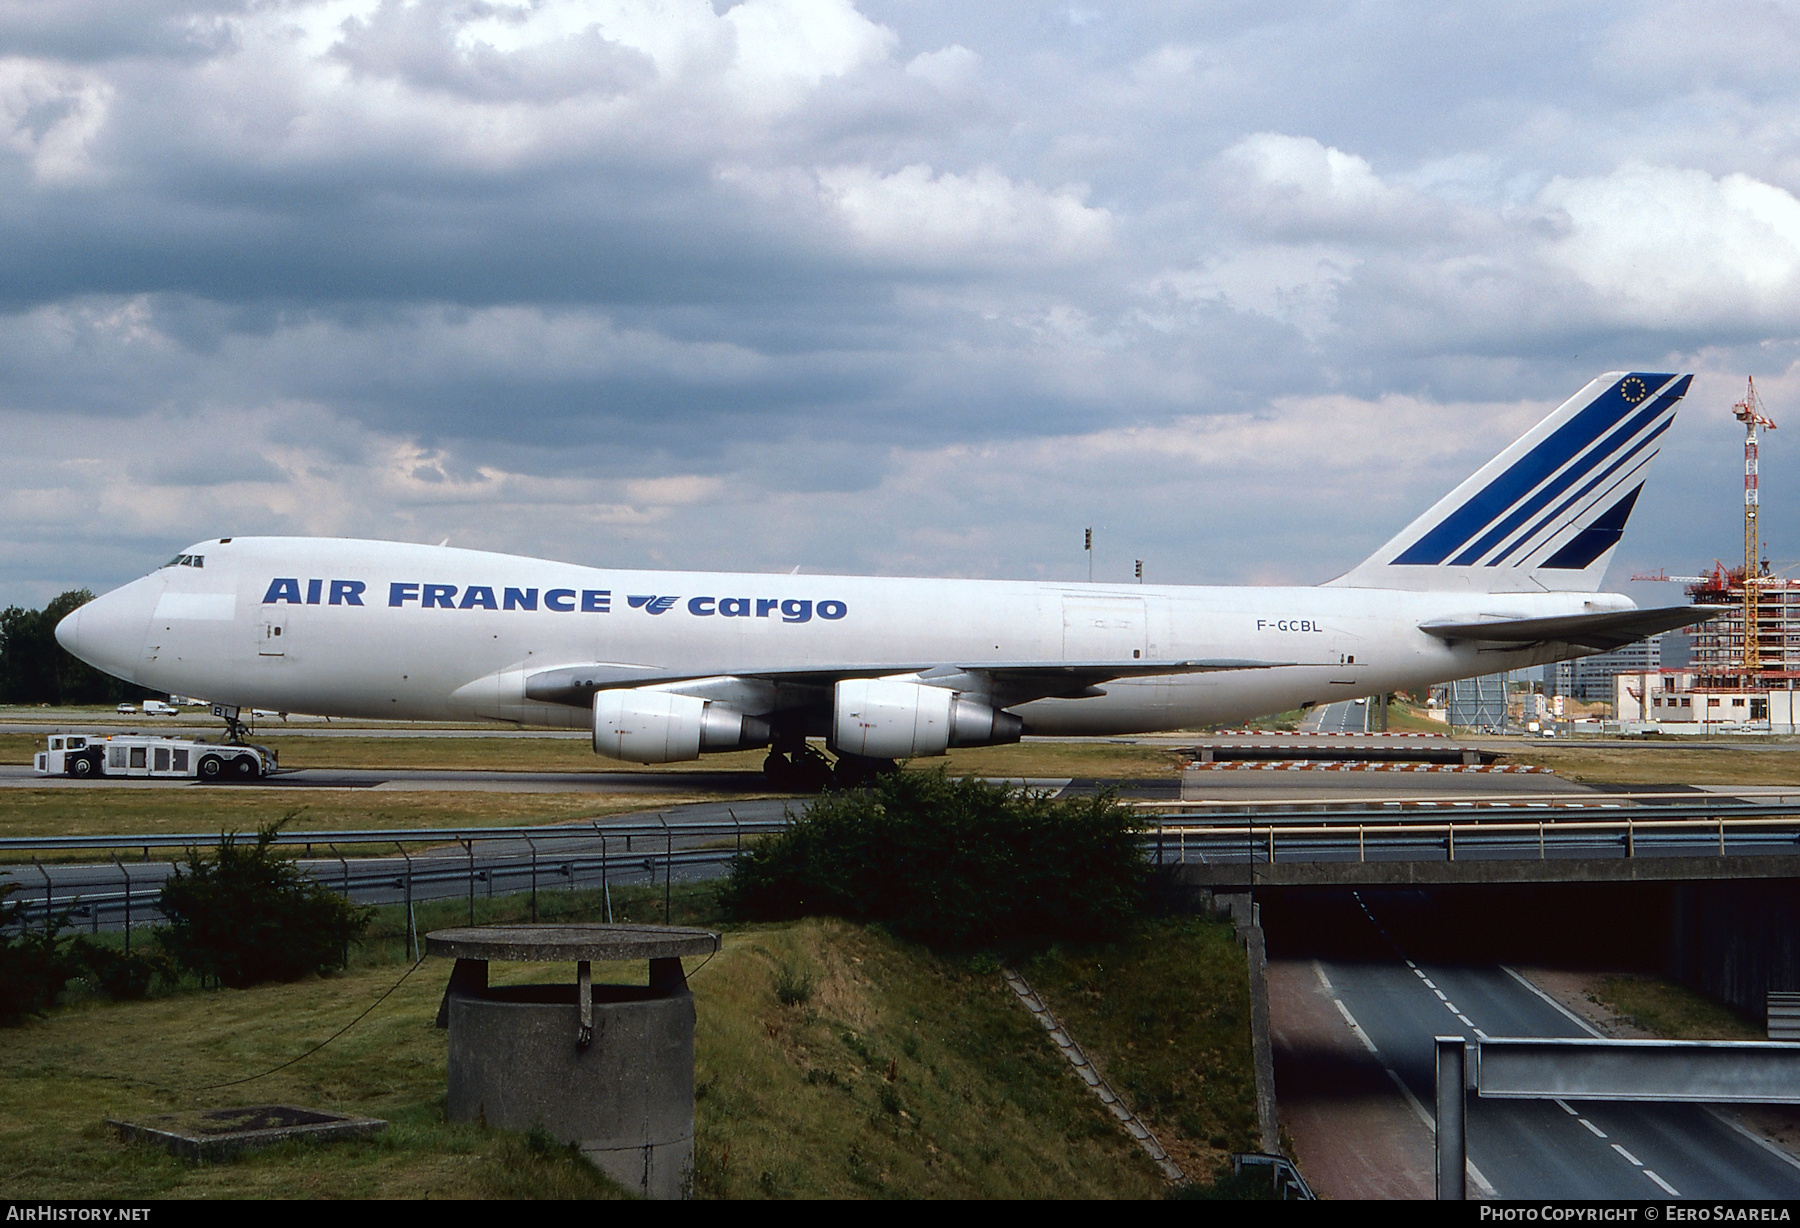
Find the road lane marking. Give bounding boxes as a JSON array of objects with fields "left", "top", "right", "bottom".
[
  {"left": 1350, "top": 897, "right": 1716, "bottom": 1201},
  {"left": 1322, "top": 970, "right": 1497, "bottom": 1194},
  {"left": 1333, "top": 997, "right": 1382, "bottom": 1055},
  {"left": 1312, "top": 959, "right": 1335, "bottom": 993},
  {"left": 1385, "top": 1067, "right": 1438, "bottom": 1130},
  {"left": 1500, "top": 965, "right": 1606, "bottom": 1039},
  {"left": 1374, "top": 1068, "right": 1500, "bottom": 1199}
]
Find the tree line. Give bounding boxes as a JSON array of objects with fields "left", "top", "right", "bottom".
[{"left": 0, "top": 589, "right": 155, "bottom": 705}]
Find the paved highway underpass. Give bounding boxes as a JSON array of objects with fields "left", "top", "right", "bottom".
[{"left": 1265, "top": 889, "right": 1800, "bottom": 1199}]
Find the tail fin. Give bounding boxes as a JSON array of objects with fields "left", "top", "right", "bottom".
[{"left": 1327, "top": 372, "right": 1692, "bottom": 593}]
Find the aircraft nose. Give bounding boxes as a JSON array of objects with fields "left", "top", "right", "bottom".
[
  {"left": 54, "top": 605, "right": 82, "bottom": 656},
  {"left": 60, "top": 581, "right": 156, "bottom": 683}
]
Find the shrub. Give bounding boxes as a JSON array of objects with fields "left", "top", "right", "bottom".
[
  {"left": 68, "top": 937, "right": 172, "bottom": 1000},
  {"left": 724, "top": 769, "right": 1149, "bottom": 951},
  {"left": 159, "top": 824, "right": 373, "bottom": 988},
  {"left": 0, "top": 884, "right": 78, "bottom": 1025}
]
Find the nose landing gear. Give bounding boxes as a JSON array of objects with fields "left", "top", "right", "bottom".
[{"left": 212, "top": 703, "right": 251, "bottom": 745}]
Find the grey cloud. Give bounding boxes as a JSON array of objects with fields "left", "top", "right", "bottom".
[
  {"left": 129, "top": 449, "right": 289, "bottom": 487},
  {"left": 332, "top": 1, "right": 656, "bottom": 102},
  {"left": 4, "top": 1, "right": 1800, "bottom": 608},
  {"left": 0, "top": 0, "right": 247, "bottom": 63}
]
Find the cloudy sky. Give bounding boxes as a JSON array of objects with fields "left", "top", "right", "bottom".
[{"left": 4, "top": 0, "right": 1799, "bottom": 609}]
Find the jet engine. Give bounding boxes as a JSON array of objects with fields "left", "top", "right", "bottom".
[
  {"left": 593, "top": 689, "right": 770, "bottom": 764},
  {"left": 832, "top": 678, "right": 1023, "bottom": 759}
]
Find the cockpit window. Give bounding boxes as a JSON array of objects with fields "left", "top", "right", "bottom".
[{"left": 161, "top": 554, "right": 205, "bottom": 569}]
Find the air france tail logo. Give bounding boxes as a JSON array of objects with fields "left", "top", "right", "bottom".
[{"left": 628, "top": 595, "right": 680, "bottom": 614}]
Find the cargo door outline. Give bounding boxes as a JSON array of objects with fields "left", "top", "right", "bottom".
[{"left": 1062, "top": 596, "right": 1148, "bottom": 661}]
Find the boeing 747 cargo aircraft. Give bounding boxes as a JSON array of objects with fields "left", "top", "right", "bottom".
[{"left": 57, "top": 372, "right": 1717, "bottom": 786}]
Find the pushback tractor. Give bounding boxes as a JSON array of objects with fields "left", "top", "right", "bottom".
[{"left": 34, "top": 734, "right": 277, "bottom": 782}]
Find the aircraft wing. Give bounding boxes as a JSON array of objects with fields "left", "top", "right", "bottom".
[
  {"left": 1418, "top": 605, "right": 1728, "bottom": 652},
  {"left": 524, "top": 658, "right": 1297, "bottom": 708}
]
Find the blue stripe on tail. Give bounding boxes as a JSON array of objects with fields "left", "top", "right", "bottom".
[{"left": 1393, "top": 373, "right": 1684, "bottom": 566}]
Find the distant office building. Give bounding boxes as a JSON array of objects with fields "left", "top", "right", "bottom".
[
  {"left": 1550, "top": 634, "right": 1665, "bottom": 703},
  {"left": 1661, "top": 630, "right": 1693, "bottom": 669}
]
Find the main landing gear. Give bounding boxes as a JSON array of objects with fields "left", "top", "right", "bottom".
[{"left": 761, "top": 743, "right": 898, "bottom": 793}]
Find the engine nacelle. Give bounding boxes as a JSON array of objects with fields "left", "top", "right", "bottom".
[
  {"left": 832, "top": 678, "right": 1023, "bottom": 759},
  {"left": 593, "top": 689, "right": 770, "bottom": 764}
]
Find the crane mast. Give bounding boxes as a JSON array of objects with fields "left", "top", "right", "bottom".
[{"left": 1732, "top": 377, "right": 1777, "bottom": 676}]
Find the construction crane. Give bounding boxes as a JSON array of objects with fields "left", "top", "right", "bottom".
[{"left": 1732, "top": 377, "right": 1777, "bottom": 675}]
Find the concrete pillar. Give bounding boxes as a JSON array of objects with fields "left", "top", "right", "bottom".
[
  {"left": 448, "top": 980, "right": 696, "bottom": 1198},
  {"left": 1435, "top": 1036, "right": 1466, "bottom": 1201}
]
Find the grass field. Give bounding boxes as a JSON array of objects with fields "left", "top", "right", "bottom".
[
  {"left": 0, "top": 883, "right": 1254, "bottom": 1199},
  {"left": 1501, "top": 744, "right": 1800, "bottom": 786},
  {"left": 1020, "top": 918, "right": 1260, "bottom": 1177},
  {"left": 1586, "top": 974, "right": 1762, "bottom": 1041}
]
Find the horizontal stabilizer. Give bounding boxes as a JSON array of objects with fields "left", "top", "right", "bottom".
[{"left": 1419, "top": 605, "right": 1727, "bottom": 652}]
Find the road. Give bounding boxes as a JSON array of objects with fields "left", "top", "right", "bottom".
[
  {"left": 1268, "top": 889, "right": 1800, "bottom": 1198},
  {"left": 1304, "top": 701, "right": 1369, "bottom": 733},
  {"left": 0, "top": 762, "right": 779, "bottom": 793},
  {"left": 1, "top": 799, "right": 799, "bottom": 931}
]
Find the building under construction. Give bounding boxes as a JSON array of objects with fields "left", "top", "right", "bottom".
[{"left": 1615, "top": 378, "right": 1800, "bottom": 731}]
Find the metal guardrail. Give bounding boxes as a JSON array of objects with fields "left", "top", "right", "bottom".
[
  {"left": 0, "top": 815, "right": 791, "bottom": 854},
  {"left": 1133, "top": 799, "right": 1800, "bottom": 822},
  {"left": 1230, "top": 1152, "right": 1314, "bottom": 1200},
  {"left": 11, "top": 801, "right": 1800, "bottom": 936},
  {"left": 1140, "top": 808, "right": 1800, "bottom": 866},
  {"left": 0, "top": 815, "right": 789, "bottom": 938},
  {"left": 1770, "top": 993, "right": 1800, "bottom": 1041},
  {"left": 2, "top": 817, "right": 1193, "bottom": 933},
  {"left": 1177, "top": 816, "right": 1800, "bottom": 861},
  {"left": 9, "top": 842, "right": 744, "bottom": 945}
]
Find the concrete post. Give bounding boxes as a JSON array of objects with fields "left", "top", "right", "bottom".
[{"left": 430, "top": 925, "right": 720, "bottom": 1200}]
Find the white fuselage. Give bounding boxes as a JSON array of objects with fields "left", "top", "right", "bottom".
[{"left": 59, "top": 537, "right": 1629, "bottom": 735}]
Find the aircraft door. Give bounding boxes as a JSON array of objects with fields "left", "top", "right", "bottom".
[{"left": 1062, "top": 596, "right": 1148, "bottom": 662}]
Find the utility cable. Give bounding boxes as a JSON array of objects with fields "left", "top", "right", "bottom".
[{"left": 195, "top": 954, "right": 429, "bottom": 1090}]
